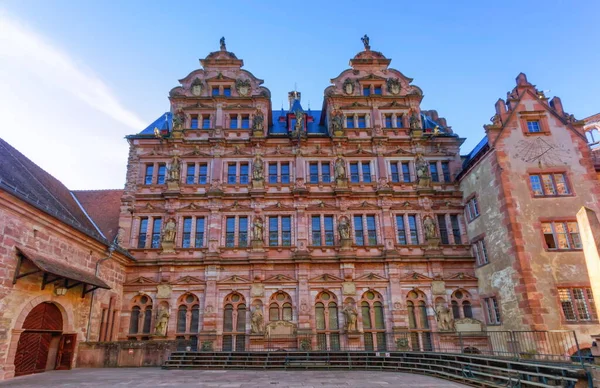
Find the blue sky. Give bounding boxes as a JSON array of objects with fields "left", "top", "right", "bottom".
[{"left": 1, "top": 0, "right": 598, "bottom": 189}]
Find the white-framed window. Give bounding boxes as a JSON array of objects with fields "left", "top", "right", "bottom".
[
  {"left": 353, "top": 214, "right": 378, "bottom": 246},
  {"left": 472, "top": 238, "right": 488, "bottom": 266},
  {"left": 308, "top": 161, "right": 331, "bottom": 183},
  {"left": 268, "top": 215, "right": 292, "bottom": 246},
  {"left": 349, "top": 161, "right": 373, "bottom": 183}
]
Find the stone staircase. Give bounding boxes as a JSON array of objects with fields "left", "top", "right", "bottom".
[{"left": 163, "top": 351, "right": 586, "bottom": 387}]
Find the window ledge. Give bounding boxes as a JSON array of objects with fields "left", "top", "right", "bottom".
[
  {"left": 523, "top": 132, "right": 551, "bottom": 136},
  {"left": 561, "top": 321, "right": 599, "bottom": 325},
  {"left": 532, "top": 194, "right": 575, "bottom": 198},
  {"left": 545, "top": 248, "right": 583, "bottom": 253}
]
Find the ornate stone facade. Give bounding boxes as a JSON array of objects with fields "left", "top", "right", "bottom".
[{"left": 117, "top": 40, "right": 479, "bottom": 349}]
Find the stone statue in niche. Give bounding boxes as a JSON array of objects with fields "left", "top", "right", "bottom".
[
  {"left": 220, "top": 36, "right": 226, "bottom": 51},
  {"left": 251, "top": 307, "right": 265, "bottom": 334},
  {"left": 361, "top": 34, "right": 370, "bottom": 50},
  {"left": 338, "top": 216, "right": 351, "bottom": 240},
  {"left": 252, "top": 154, "right": 264, "bottom": 182},
  {"left": 252, "top": 109, "right": 264, "bottom": 131},
  {"left": 168, "top": 155, "right": 181, "bottom": 182},
  {"left": 343, "top": 302, "right": 358, "bottom": 332},
  {"left": 172, "top": 110, "right": 185, "bottom": 130},
  {"left": 252, "top": 216, "right": 264, "bottom": 242},
  {"left": 334, "top": 156, "right": 347, "bottom": 181},
  {"left": 116, "top": 227, "right": 125, "bottom": 246},
  {"left": 434, "top": 304, "right": 455, "bottom": 331},
  {"left": 162, "top": 219, "right": 176, "bottom": 243},
  {"left": 295, "top": 110, "right": 304, "bottom": 132},
  {"left": 235, "top": 78, "right": 251, "bottom": 97},
  {"left": 154, "top": 307, "right": 170, "bottom": 336},
  {"left": 191, "top": 78, "right": 203, "bottom": 96},
  {"left": 410, "top": 112, "right": 421, "bottom": 130},
  {"left": 387, "top": 77, "right": 401, "bottom": 95},
  {"left": 343, "top": 78, "right": 355, "bottom": 95},
  {"left": 423, "top": 216, "right": 437, "bottom": 240},
  {"left": 330, "top": 110, "right": 344, "bottom": 134},
  {"left": 415, "top": 153, "right": 430, "bottom": 186}
]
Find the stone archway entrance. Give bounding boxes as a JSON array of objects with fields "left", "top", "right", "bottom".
[{"left": 13, "top": 302, "right": 75, "bottom": 376}]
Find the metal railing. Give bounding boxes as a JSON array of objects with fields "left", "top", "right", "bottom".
[{"left": 173, "top": 330, "right": 580, "bottom": 363}]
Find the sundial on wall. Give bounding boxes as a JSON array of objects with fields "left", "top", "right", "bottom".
[{"left": 514, "top": 138, "right": 571, "bottom": 166}]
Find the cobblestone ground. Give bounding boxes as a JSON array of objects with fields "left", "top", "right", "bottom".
[{"left": 0, "top": 368, "right": 468, "bottom": 387}]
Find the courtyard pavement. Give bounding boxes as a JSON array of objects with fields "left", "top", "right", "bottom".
[{"left": 0, "top": 368, "right": 468, "bottom": 387}]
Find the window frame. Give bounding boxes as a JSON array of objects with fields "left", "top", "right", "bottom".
[
  {"left": 558, "top": 287, "right": 598, "bottom": 323},
  {"left": 353, "top": 214, "right": 378, "bottom": 246},
  {"left": 349, "top": 161, "right": 373, "bottom": 183},
  {"left": 226, "top": 161, "right": 249, "bottom": 185},
  {"left": 465, "top": 195, "right": 480, "bottom": 223},
  {"left": 225, "top": 215, "right": 249, "bottom": 248},
  {"left": 267, "top": 215, "right": 293, "bottom": 247},
  {"left": 483, "top": 296, "right": 501, "bottom": 325},
  {"left": 529, "top": 172, "right": 572, "bottom": 197},
  {"left": 472, "top": 237, "right": 489, "bottom": 266},
  {"left": 541, "top": 220, "right": 582, "bottom": 251},
  {"left": 311, "top": 214, "right": 335, "bottom": 247}
]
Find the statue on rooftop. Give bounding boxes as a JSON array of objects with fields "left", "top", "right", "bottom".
[
  {"left": 361, "top": 34, "right": 370, "bottom": 50},
  {"left": 220, "top": 37, "right": 226, "bottom": 51}
]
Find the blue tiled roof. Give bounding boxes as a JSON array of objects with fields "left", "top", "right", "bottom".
[
  {"left": 271, "top": 108, "right": 327, "bottom": 136},
  {"left": 421, "top": 112, "right": 449, "bottom": 133},
  {"left": 139, "top": 112, "right": 171, "bottom": 135},
  {"left": 462, "top": 136, "right": 489, "bottom": 168}
]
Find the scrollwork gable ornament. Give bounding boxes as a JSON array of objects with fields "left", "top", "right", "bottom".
[
  {"left": 235, "top": 78, "right": 251, "bottom": 97},
  {"left": 191, "top": 78, "right": 203, "bottom": 96},
  {"left": 386, "top": 77, "right": 401, "bottom": 95},
  {"left": 343, "top": 78, "right": 355, "bottom": 95}
]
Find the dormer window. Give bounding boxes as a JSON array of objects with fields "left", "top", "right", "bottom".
[
  {"left": 363, "top": 86, "right": 370, "bottom": 96},
  {"left": 223, "top": 87, "right": 231, "bottom": 96},
  {"left": 212, "top": 87, "right": 219, "bottom": 96}
]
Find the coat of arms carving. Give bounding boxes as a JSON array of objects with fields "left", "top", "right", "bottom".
[
  {"left": 343, "top": 78, "right": 355, "bottom": 95},
  {"left": 387, "top": 77, "right": 401, "bottom": 95},
  {"left": 191, "top": 78, "right": 203, "bottom": 96},
  {"left": 235, "top": 79, "right": 251, "bottom": 96}
]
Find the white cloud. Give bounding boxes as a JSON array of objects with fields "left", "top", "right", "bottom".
[{"left": 0, "top": 11, "right": 145, "bottom": 130}]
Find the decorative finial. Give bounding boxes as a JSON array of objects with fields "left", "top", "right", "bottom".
[
  {"left": 220, "top": 37, "right": 226, "bottom": 51},
  {"left": 361, "top": 34, "right": 370, "bottom": 50}
]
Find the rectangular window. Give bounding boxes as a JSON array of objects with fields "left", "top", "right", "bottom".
[
  {"left": 151, "top": 218, "right": 162, "bottom": 249},
  {"left": 324, "top": 216, "right": 334, "bottom": 246},
  {"left": 529, "top": 173, "right": 570, "bottom": 196},
  {"left": 374, "top": 86, "right": 382, "bottom": 95},
  {"left": 227, "top": 164, "right": 237, "bottom": 184},
  {"left": 466, "top": 197, "right": 480, "bottom": 222},
  {"left": 309, "top": 163, "right": 319, "bottom": 184},
  {"left": 138, "top": 218, "right": 148, "bottom": 248},
  {"left": 484, "top": 297, "right": 501, "bottom": 324},
  {"left": 357, "top": 115, "right": 366, "bottom": 128},
  {"left": 226, "top": 216, "right": 248, "bottom": 248},
  {"left": 542, "top": 221, "right": 582, "bottom": 250},
  {"left": 157, "top": 164, "right": 166, "bottom": 185},
  {"left": 223, "top": 87, "right": 231, "bottom": 96},
  {"left": 396, "top": 215, "right": 407, "bottom": 245},
  {"left": 186, "top": 165, "right": 195, "bottom": 184},
  {"left": 402, "top": 162, "right": 411, "bottom": 182},
  {"left": 366, "top": 215, "right": 377, "bottom": 246},
  {"left": 269, "top": 216, "right": 292, "bottom": 246},
  {"left": 363, "top": 86, "right": 370, "bottom": 96},
  {"left": 312, "top": 216, "right": 322, "bottom": 246},
  {"left": 198, "top": 163, "right": 208, "bottom": 184},
  {"left": 202, "top": 117, "right": 211, "bottom": 129},
  {"left": 321, "top": 163, "right": 330, "bottom": 183},
  {"left": 349, "top": 161, "right": 371, "bottom": 183},
  {"left": 390, "top": 163, "right": 399, "bottom": 183},
  {"left": 241, "top": 115, "right": 250, "bottom": 129},
  {"left": 190, "top": 115, "right": 198, "bottom": 129},
  {"left": 240, "top": 163, "right": 249, "bottom": 184},
  {"left": 527, "top": 120, "right": 541, "bottom": 133},
  {"left": 429, "top": 162, "right": 439, "bottom": 182},
  {"left": 441, "top": 162, "right": 451, "bottom": 182},
  {"left": 195, "top": 217, "right": 205, "bottom": 247},
  {"left": 346, "top": 117, "right": 355, "bottom": 129},
  {"left": 212, "top": 87, "right": 219, "bottom": 96},
  {"left": 144, "top": 165, "right": 154, "bottom": 185},
  {"left": 559, "top": 288, "right": 598, "bottom": 322},
  {"left": 354, "top": 215, "right": 364, "bottom": 246},
  {"left": 230, "top": 115, "right": 238, "bottom": 129},
  {"left": 269, "top": 163, "right": 278, "bottom": 184},
  {"left": 438, "top": 215, "right": 449, "bottom": 244},
  {"left": 396, "top": 114, "right": 403, "bottom": 128},
  {"left": 450, "top": 215, "right": 462, "bottom": 244},
  {"left": 408, "top": 215, "right": 418, "bottom": 244},
  {"left": 281, "top": 163, "right": 290, "bottom": 184},
  {"left": 385, "top": 115, "right": 392, "bottom": 128},
  {"left": 473, "top": 239, "right": 489, "bottom": 266},
  {"left": 182, "top": 217, "right": 192, "bottom": 248}
]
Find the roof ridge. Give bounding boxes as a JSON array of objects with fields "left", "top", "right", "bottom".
[
  {"left": 0, "top": 139, "right": 83, "bottom": 226},
  {"left": 72, "top": 189, "right": 123, "bottom": 192}
]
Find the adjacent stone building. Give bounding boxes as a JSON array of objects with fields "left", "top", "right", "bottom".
[
  {"left": 457, "top": 73, "right": 600, "bottom": 347},
  {"left": 0, "top": 139, "right": 132, "bottom": 379},
  {"left": 116, "top": 38, "right": 479, "bottom": 352}
]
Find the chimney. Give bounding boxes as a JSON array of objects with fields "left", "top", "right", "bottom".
[
  {"left": 495, "top": 98, "right": 507, "bottom": 116},
  {"left": 549, "top": 97, "right": 564, "bottom": 116},
  {"left": 288, "top": 91, "right": 301, "bottom": 109}
]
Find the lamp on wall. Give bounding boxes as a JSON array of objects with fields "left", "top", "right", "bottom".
[{"left": 54, "top": 284, "right": 68, "bottom": 296}]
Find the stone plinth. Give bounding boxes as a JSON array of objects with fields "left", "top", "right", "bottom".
[
  {"left": 454, "top": 318, "right": 483, "bottom": 332},
  {"left": 166, "top": 181, "right": 180, "bottom": 191},
  {"left": 340, "top": 238, "right": 352, "bottom": 250},
  {"left": 161, "top": 242, "right": 175, "bottom": 253},
  {"left": 576, "top": 207, "right": 600, "bottom": 319}
]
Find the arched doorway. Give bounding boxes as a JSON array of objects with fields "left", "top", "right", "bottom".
[{"left": 14, "top": 302, "right": 74, "bottom": 376}]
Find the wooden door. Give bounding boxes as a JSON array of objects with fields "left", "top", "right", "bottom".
[
  {"left": 55, "top": 334, "right": 77, "bottom": 370},
  {"left": 14, "top": 332, "right": 53, "bottom": 376}
]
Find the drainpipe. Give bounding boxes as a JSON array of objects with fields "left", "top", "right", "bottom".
[{"left": 85, "top": 244, "right": 116, "bottom": 342}]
